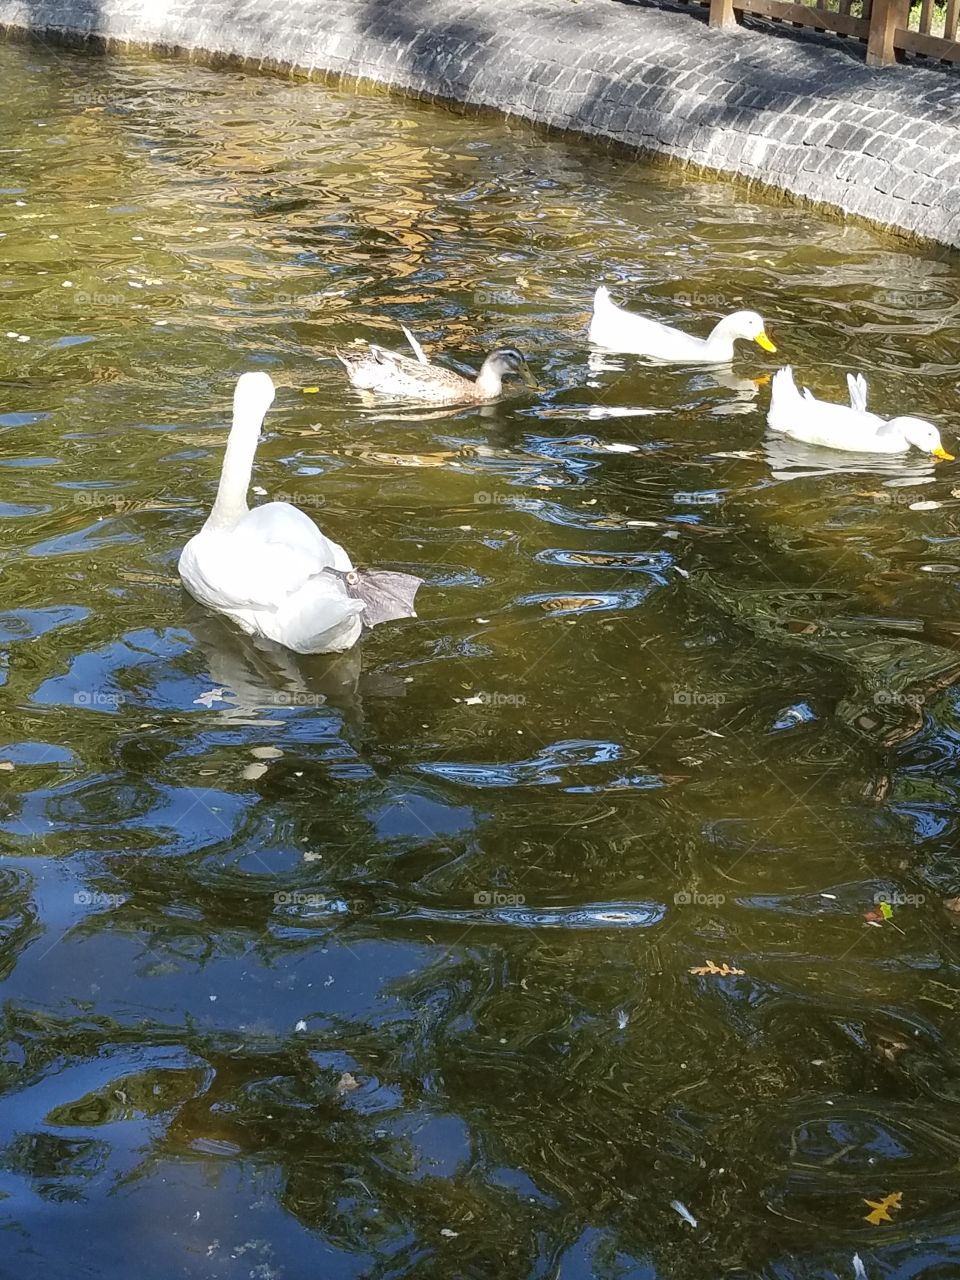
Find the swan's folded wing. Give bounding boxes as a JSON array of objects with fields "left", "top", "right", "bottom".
[{"left": 181, "top": 536, "right": 323, "bottom": 612}]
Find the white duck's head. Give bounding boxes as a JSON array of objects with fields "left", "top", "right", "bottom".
[
  {"left": 715, "top": 310, "right": 776, "bottom": 353},
  {"left": 891, "top": 416, "right": 954, "bottom": 461}
]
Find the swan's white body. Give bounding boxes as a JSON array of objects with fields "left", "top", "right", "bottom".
[
  {"left": 767, "top": 367, "right": 953, "bottom": 459},
  {"left": 179, "top": 373, "right": 420, "bottom": 655},
  {"left": 588, "top": 286, "right": 775, "bottom": 363}
]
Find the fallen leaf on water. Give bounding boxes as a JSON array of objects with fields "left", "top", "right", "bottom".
[
  {"left": 863, "top": 1190, "right": 902, "bottom": 1225},
  {"left": 302, "top": 386, "right": 320, "bottom": 394},
  {"left": 540, "top": 596, "right": 606, "bottom": 612},
  {"left": 337, "top": 1072, "right": 360, "bottom": 1093},
  {"left": 876, "top": 1035, "right": 909, "bottom": 1062},
  {"left": 944, "top": 896, "right": 960, "bottom": 913},
  {"left": 689, "top": 960, "right": 745, "bottom": 977},
  {"left": 864, "top": 902, "right": 894, "bottom": 924}
]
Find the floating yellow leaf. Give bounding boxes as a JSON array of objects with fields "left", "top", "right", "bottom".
[
  {"left": 864, "top": 1190, "right": 902, "bottom": 1226},
  {"left": 302, "top": 386, "right": 320, "bottom": 394},
  {"left": 689, "top": 960, "right": 745, "bottom": 977}
]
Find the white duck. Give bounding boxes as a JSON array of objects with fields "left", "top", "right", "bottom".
[
  {"left": 178, "top": 372, "right": 423, "bottom": 654},
  {"left": 589, "top": 285, "right": 776, "bottom": 363},
  {"left": 767, "top": 366, "right": 953, "bottom": 459}
]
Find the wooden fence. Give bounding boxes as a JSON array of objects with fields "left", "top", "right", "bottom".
[{"left": 700, "top": 0, "right": 960, "bottom": 64}]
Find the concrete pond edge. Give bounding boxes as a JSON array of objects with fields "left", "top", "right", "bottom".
[{"left": 0, "top": 0, "right": 959, "bottom": 251}]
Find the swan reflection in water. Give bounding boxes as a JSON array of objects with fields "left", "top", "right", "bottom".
[{"left": 180, "top": 596, "right": 410, "bottom": 729}]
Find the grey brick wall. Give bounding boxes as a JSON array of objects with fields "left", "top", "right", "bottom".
[{"left": 1, "top": 0, "right": 959, "bottom": 247}]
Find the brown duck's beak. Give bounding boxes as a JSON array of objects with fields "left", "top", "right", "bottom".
[
  {"left": 755, "top": 332, "right": 777, "bottom": 353},
  {"left": 933, "top": 446, "right": 955, "bottom": 461},
  {"left": 519, "top": 364, "right": 540, "bottom": 389}
]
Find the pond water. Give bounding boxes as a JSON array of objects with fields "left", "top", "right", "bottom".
[{"left": 2, "top": 35, "right": 960, "bottom": 1280}]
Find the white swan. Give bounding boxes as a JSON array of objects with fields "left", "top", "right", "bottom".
[
  {"left": 767, "top": 366, "right": 953, "bottom": 459},
  {"left": 589, "top": 285, "right": 776, "bottom": 363},
  {"left": 178, "top": 372, "right": 423, "bottom": 654}
]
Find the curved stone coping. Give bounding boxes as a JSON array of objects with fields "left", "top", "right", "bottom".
[{"left": 1, "top": 0, "right": 959, "bottom": 247}]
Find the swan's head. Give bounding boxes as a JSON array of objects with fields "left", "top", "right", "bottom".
[
  {"left": 482, "top": 348, "right": 537, "bottom": 387},
  {"left": 718, "top": 310, "right": 776, "bottom": 352},
  {"left": 892, "top": 416, "right": 954, "bottom": 461},
  {"left": 233, "top": 371, "right": 276, "bottom": 429}
]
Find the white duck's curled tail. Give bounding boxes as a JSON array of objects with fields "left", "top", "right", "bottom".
[
  {"left": 767, "top": 366, "right": 805, "bottom": 434},
  {"left": 846, "top": 372, "right": 868, "bottom": 414},
  {"left": 588, "top": 286, "right": 616, "bottom": 345}
]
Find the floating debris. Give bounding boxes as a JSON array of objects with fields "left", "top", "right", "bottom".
[
  {"left": 689, "top": 960, "right": 745, "bottom": 977},
  {"left": 671, "top": 1200, "right": 697, "bottom": 1228},
  {"left": 193, "top": 687, "right": 230, "bottom": 708},
  {"left": 770, "top": 702, "right": 817, "bottom": 732}
]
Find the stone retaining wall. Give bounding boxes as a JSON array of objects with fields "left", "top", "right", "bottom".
[{"left": 1, "top": 0, "right": 959, "bottom": 247}]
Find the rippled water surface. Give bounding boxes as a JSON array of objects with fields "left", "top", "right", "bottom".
[{"left": 3, "top": 37, "right": 960, "bottom": 1279}]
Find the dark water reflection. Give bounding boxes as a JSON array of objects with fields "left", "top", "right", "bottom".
[{"left": 2, "top": 38, "right": 960, "bottom": 1279}]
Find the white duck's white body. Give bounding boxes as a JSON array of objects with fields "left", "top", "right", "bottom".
[
  {"left": 767, "top": 367, "right": 953, "bottom": 459},
  {"left": 588, "top": 286, "right": 775, "bottom": 364},
  {"left": 179, "top": 373, "right": 421, "bottom": 655}
]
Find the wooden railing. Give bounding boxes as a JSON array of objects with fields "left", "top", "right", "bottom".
[
  {"left": 898, "top": 0, "right": 960, "bottom": 58},
  {"left": 702, "top": 0, "right": 960, "bottom": 64}
]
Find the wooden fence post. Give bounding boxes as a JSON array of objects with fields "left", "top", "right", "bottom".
[
  {"left": 709, "top": 0, "right": 738, "bottom": 28},
  {"left": 866, "top": 0, "right": 908, "bottom": 64}
]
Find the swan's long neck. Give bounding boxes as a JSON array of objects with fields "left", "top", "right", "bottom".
[{"left": 203, "top": 400, "right": 263, "bottom": 532}]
